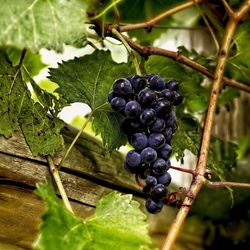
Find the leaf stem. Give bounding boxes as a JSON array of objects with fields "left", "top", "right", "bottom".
[
  {"left": 161, "top": 2, "right": 250, "bottom": 249},
  {"left": 111, "top": 28, "right": 141, "bottom": 76},
  {"left": 18, "top": 48, "right": 27, "bottom": 68},
  {"left": 89, "top": 0, "right": 123, "bottom": 20},
  {"left": 207, "top": 181, "right": 250, "bottom": 188},
  {"left": 47, "top": 156, "right": 73, "bottom": 213},
  {"left": 58, "top": 113, "right": 93, "bottom": 169}
]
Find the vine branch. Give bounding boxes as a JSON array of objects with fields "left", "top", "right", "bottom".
[
  {"left": 162, "top": 1, "right": 250, "bottom": 249},
  {"left": 120, "top": 35, "right": 250, "bottom": 93},
  {"left": 47, "top": 156, "right": 73, "bottom": 213},
  {"left": 117, "top": 0, "right": 202, "bottom": 32},
  {"left": 207, "top": 181, "right": 250, "bottom": 188}
]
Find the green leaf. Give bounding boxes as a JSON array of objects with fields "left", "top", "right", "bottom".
[
  {"left": 49, "top": 50, "right": 133, "bottom": 151},
  {"left": 0, "top": 49, "right": 64, "bottom": 155},
  {"left": 34, "top": 182, "right": 153, "bottom": 250},
  {"left": 226, "top": 20, "right": 250, "bottom": 83},
  {"left": 0, "top": 0, "right": 90, "bottom": 52},
  {"left": 5, "top": 46, "right": 47, "bottom": 78}
]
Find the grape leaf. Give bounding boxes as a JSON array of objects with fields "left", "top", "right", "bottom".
[
  {"left": 226, "top": 20, "right": 250, "bottom": 83},
  {"left": 49, "top": 50, "right": 132, "bottom": 151},
  {"left": 34, "top": 182, "right": 153, "bottom": 250},
  {"left": 5, "top": 46, "right": 47, "bottom": 78},
  {"left": 0, "top": 0, "right": 90, "bottom": 52},
  {"left": 0, "top": 49, "right": 64, "bottom": 155}
]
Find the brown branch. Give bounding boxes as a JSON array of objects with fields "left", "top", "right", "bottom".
[
  {"left": 117, "top": 0, "right": 202, "bottom": 32},
  {"left": 221, "top": 0, "right": 235, "bottom": 17},
  {"left": 121, "top": 35, "right": 250, "bottom": 93},
  {"left": 161, "top": 1, "right": 250, "bottom": 249},
  {"left": 207, "top": 181, "right": 250, "bottom": 188},
  {"left": 170, "top": 166, "right": 195, "bottom": 175}
]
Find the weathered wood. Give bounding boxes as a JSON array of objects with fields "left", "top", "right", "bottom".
[{"left": 0, "top": 125, "right": 144, "bottom": 249}]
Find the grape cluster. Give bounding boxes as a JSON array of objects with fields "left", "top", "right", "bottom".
[{"left": 108, "top": 75, "right": 183, "bottom": 214}]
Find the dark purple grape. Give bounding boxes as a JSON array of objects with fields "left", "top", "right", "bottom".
[
  {"left": 140, "top": 108, "right": 156, "bottom": 125},
  {"left": 157, "top": 172, "right": 171, "bottom": 186},
  {"left": 149, "top": 118, "right": 165, "bottom": 133},
  {"left": 144, "top": 74, "right": 155, "bottom": 80},
  {"left": 124, "top": 101, "right": 141, "bottom": 118},
  {"left": 113, "top": 78, "right": 133, "bottom": 96},
  {"left": 126, "top": 150, "right": 141, "bottom": 167},
  {"left": 152, "top": 158, "right": 168, "bottom": 175},
  {"left": 151, "top": 184, "right": 167, "bottom": 200},
  {"left": 149, "top": 75, "right": 165, "bottom": 90},
  {"left": 120, "top": 119, "right": 136, "bottom": 135},
  {"left": 110, "top": 97, "right": 126, "bottom": 111},
  {"left": 165, "top": 111, "right": 176, "bottom": 128},
  {"left": 160, "top": 144, "right": 172, "bottom": 160},
  {"left": 143, "top": 185, "right": 152, "bottom": 195},
  {"left": 141, "top": 147, "right": 157, "bottom": 164},
  {"left": 162, "top": 127, "right": 173, "bottom": 143},
  {"left": 172, "top": 91, "right": 183, "bottom": 105},
  {"left": 146, "top": 198, "right": 163, "bottom": 214},
  {"left": 145, "top": 175, "right": 157, "bottom": 186},
  {"left": 166, "top": 80, "right": 179, "bottom": 91},
  {"left": 148, "top": 133, "right": 166, "bottom": 149},
  {"left": 154, "top": 98, "right": 171, "bottom": 116},
  {"left": 129, "top": 75, "right": 147, "bottom": 92},
  {"left": 130, "top": 133, "right": 148, "bottom": 151},
  {"left": 108, "top": 91, "right": 115, "bottom": 103},
  {"left": 138, "top": 87, "right": 157, "bottom": 106},
  {"left": 130, "top": 119, "right": 146, "bottom": 132},
  {"left": 159, "top": 89, "right": 174, "bottom": 102},
  {"left": 124, "top": 162, "right": 140, "bottom": 174}
]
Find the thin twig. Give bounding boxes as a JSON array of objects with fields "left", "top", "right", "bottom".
[
  {"left": 193, "top": 1, "right": 220, "bottom": 52},
  {"left": 112, "top": 28, "right": 141, "bottom": 76},
  {"left": 221, "top": 0, "right": 235, "bottom": 17},
  {"left": 58, "top": 113, "right": 93, "bottom": 169},
  {"left": 161, "top": 2, "right": 250, "bottom": 249},
  {"left": 207, "top": 181, "right": 250, "bottom": 188},
  {"left": 47, "top": 156, "right": 73, "bottom": 213},
  {"left": 170, "top": 166, "right": 195, "bottom": 175},
  {"left": 118, "top": 0, "right": 202, "bottom": 32},
  {"left": 18, "top": 48, "right": 27, "bottom": 68}
]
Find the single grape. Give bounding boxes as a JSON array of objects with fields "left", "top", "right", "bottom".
[
  {"left": 140, "top": 108, "right": 156, "bottom": 125},
  {"left": 145, "top": 198, "right": 163, "bottom": 214},
  {"left": 172, "top": 91, "right": 183, "bottom": 105},
  {"left": 145, "top": 175, "right": 157, "bottom": 186},
  {"left": 110, "top": 97, "right": 126, "bottom": 111},
  {"left": 138, "top": 87, "right": 157, "bottom": 106},
  {"left": 149, "top": 75, "right": 165, "bottom": 90},
  {"left": 130, "top": 119, "right": 146, "bottom": 132},
  {"left": 160, "top": 144, "right": 172, "bottom": 160},
  {"left": 148, "top": 133, "right": 166, "bottom": 149},
  {"left": 144, "top": 74, "right": 155, "bottom": 80},
  {"left": 154, "top": 98, "right": 171, "bottom": 116},
  {"left": 166, "top": 80, "right": 179, "bottom": 91},
  {"left": 130, "top": 133, "right": 148, "bottom": 151},
  {"left": 141, "top": 147, "right": 157, "bottom": 164},
  {"left": 143, "top": 184, "right": 152, "bottom": 195},
  {"left": 124, "top": 101, "right": 142, "bottom": 118},
  {"left": 152, "top": 158, "right": 168, "bottom": 175},
  {"left": 149, "top": 118, "right": 166, "bottom": 133},
  {"left": 129, "top": 75, "right": 147, "bottom": 92},
  {"left": 151, "top": 184, "right": 167, "bottom": 200},
  {"left": 108, "top": 91, "right": 115, "bottom": 103},
  {"left": 124, "top": 162, "right": 140, "bottom": 174},
  {"left": 159, "top": 89, "right": 174, "bottom": 102},
  {"left": 157, "top": 172, "right": 171, "bottom": 186},
  {"left": 165, "top": 111, "right": 176, "bottom": 128},
  {"left": 162, "top": 127, "right": 173, "bottom": 143},
  {"left": 113, "top": 78, "right": 133, "bottom": 96},
  {"left": 126, "top": 150, "right": 141, "bottom": 167}
]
